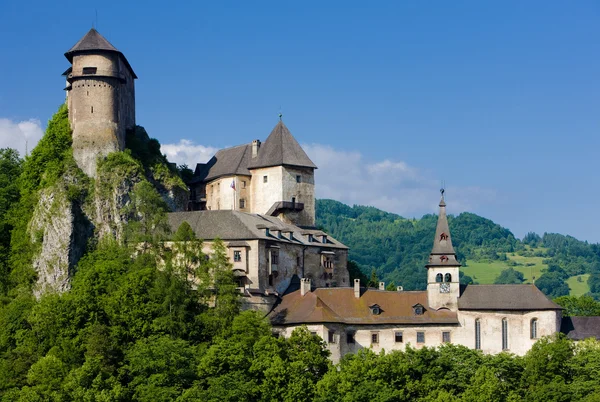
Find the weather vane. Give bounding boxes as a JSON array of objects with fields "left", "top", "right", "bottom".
[
  {"left": 278, "top": 105, "right": 283, "bottom": 121},
  {"left": 440, "top": 180, "right": 445, "bottom": 197}
]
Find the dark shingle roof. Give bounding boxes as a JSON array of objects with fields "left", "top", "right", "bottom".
[
  {"left": 65, "top": 28, "right": 137, "bottom": 79},
  {"left": 561, "top": 316, "right": 600, "bottom": 340},
  {"left": 194, "top": 144, "right": 252, "bottom": 182},
  {"left": 247, "top": 121, "right": 317, "bottom": 169},
  {"left": 166, "top": 210, "right": 348, "bottom": 249},
  {"left": 270, "top": 288, "right": 459, "bottom": 326},
  {"left": 458, "top": 284, "right": 562, "bottom": 311}
]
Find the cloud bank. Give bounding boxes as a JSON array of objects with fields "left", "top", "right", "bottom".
[
  {"left": 0, "top": 118, "right": 44, "bottom": 157},
  {"left": 161, "top": 139, "right": 495, "bottom": 217}
]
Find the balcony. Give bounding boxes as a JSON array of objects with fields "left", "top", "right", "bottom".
[{"left": 267, "top": 201, "right": 304, "bottom": 217}]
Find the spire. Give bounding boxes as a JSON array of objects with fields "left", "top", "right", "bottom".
[{"left": 427, "top": 191, "right": 460, "bottom": 267}]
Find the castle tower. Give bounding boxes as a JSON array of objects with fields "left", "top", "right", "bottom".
[
  {"left": 248, "top": 121, "right": 317, "bottom": 227},
  {"left": 426, "top": 192, "right": 461, "bottom": 310},
  {"left": 63, "top": 28, "right": 137, "bottom": 177}
]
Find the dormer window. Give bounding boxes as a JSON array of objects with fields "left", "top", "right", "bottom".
[
  {"left": 369, "top": 304, "right": 381, "bottom": 315},
  {"left": 413, "top": 304, "right": 425, "bottom": 315},
  {"left": 265, "top": 228, "right": 270, "bottom": 236},
  {"left": 440, "top": 232, "right": 448, "bottom": 241},
  {"left": 322, "top": 235, "right": 328, "bottom": 243},
  {"left": 308, "top": 234, "right": 314, "bottom": 242}
]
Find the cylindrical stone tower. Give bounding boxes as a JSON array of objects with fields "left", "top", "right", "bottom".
[{"left": 63, "top": 28, "right": 137, "bottom": 177}]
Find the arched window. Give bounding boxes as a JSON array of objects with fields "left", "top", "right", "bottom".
[
  {"left": 530, "top": 318, "right": 538, "bottom": 339},
  {"left": 436, "top": 273, "right": 443, "bottom": 282},
  {"left": 475, "top": 319, "right": 481, "bottom": 350},
  {"left": 444, "top": 273, "right": 452, "bottom": 282},
  {"left": 502, "top": 318, "right": 508, "bottom": 350}
]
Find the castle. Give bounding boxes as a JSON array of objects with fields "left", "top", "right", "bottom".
[
  {"left": 62, "top": 29, "right": 598, "bottom": 360},
  {"left": 63, "top": 28, "right": 136, "bottom": 177}
]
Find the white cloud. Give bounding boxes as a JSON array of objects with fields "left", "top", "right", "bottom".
[
  {"left": 161, "top": 139, "right": 219, "bottom": 168},
  {"left": 0, "top": 118, "right": 44, "bottom": 157},
  {"left": 303, "top": 143, "right": 496, "bottom": 217}
]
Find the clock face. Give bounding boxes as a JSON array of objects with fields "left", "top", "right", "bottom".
[{"left": 440, "top": 283, "right": 451, "bottom": 293}]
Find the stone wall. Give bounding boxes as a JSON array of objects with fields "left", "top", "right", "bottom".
[{"left": 205, "top": 175, "right": 251, "bottom": 212}]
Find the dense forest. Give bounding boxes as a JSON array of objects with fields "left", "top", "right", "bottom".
[
  {"left": 315, "top": 199, "right": 600, "bottom": 300},
  {"left": 1, "top": 106, "right": 600, "bottom": 400}
]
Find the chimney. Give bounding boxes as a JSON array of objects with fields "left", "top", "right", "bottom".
[
  {"left": 354, "top": 279, "right": 360, "bottom": 298},
  {"left": 379, "top": 281, "right": 385, "bottom": 291},
  {"left": 300, "top": 278, "right": 311, "bottom": 296},
  {"left": 252, "top": 139, "right": 261, "bottom": 158},
  {"left": 397, "top": 286, "right": 404, "bottom": 292}
]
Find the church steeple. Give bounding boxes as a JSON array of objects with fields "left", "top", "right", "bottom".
[{"left": 426, "top": 192, "right": 460, "bottom": 310}]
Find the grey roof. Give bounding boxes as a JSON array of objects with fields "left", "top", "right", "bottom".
[
  {"left": 247, "top": 121, "right": 317, "bottom": 169},
  {"left": 458, "top": 284, "right": 562, "bottom": 311},
  {"left": 431, "top": 196, "right": 456, "bottom": 255},
  {"left": 167, "top": 210, "right": 347, "bottom": 249},
  {"left": 193, "top": 144, "right": 252, "bottom": 182},
  {"left": 65, "top": 28, "right": 137, "bottom": 79},
  {"left": 561, "top": 317, "right": 600, "bottom": 340}
]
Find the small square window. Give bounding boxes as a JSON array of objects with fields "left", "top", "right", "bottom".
[
  {"left": 346, "top": 331, "right": 355, "bottom": 344},
  {"left": 310, "top": 331, "right": 317, "bottom": 336},
  {"left": 395, "top": 332, "right": 403, "bottom": 343},
  {"left": 82, "top": 67, "right": 97, "bottom": 74},
  {"left": 442, "top": 331, "right": 451, "bottom": 343},
  {"left": 296, "top": 175, "right": 302, "bottom": 183},
  {"left": 328, "top": 330, "right": 336, "bottom": 344},
  {"left": 242, "top": 180, "right": 246, "bottom": 189},
  {"left": 371, "top": 332, "right": 379, "bottom": 344},
  {"left": 417, "top": 331, "right": 425, "bottom": 343},
  {"left": 263, "top": 176, "right": 268, "bottom": 183},
  {"left": 233, "top": 250, "right": 242, "bottom": 262}
]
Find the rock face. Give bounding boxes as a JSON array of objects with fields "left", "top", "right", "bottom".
[
  {"left": 29, "top": 148, "right": 188, "bottom": 297},
  {"left": 30, "top": 175, "right": 93, "bottom": 297}
]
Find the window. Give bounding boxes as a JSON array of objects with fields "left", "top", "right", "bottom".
[
  {"left": 395, "top": 332, "right": 403, "bottom": 343},
  {"left": 530, "top": 318, "right": 538, "bottom": 339},
  {"left": 233, "top": 250, "right": 242, "bottom": 262},
  {"left": 82, "top": 67, "right": 97, "bottom": 74},
  {"left": 308, "top": 234, "right": 314, "bottom": 242},
  {"left": 413, "top": 304, "right": 424, "bottom": 315},
  {"left": 346, "top": 331, "right": 355, "bottom": 344},
  {"left": 371, "top": 332, "right": 379, "bottom": 344},
  {"left": 239, "top": 199, "right": 245, "bottom": 209},
  {"left": 444, "top": 273, "right": 452, "bottom": 282},
  {"left": 322, "top": 235, "right": 328, "bottom": 243},
  {"left": 475, "top": 319, "right": 481, "bottom": 350},
  {"left": 436, "top": 273, "right": 443, "bottom": 282},
  {"left": 263, "top": 175, "right": 268, "bottom": 183},
  {"left": 271, "top": 252, "right": 279, "bottom": 265},
  {"left": 502, "top": 318, "right": 508, "bottom": 350},
  {"left": 328, "top": 330, "right": 336, "bottom": 344},
  {"left": 417, "top": 331, "right": 425, "bottom": 343},
  {"left": 91, "top": 106, "right": 94, "bottom": 113},
  {"left": 242, "top": 180, "right": 246, "bottom": 189},
  {"left": 265, "top": 228, "right": 270, "bottom": 236},
  {"left": 370, "top": 305, "right": 381, "bottom": 315},
  {"left": 310, "top": 331, "right": 317, "bottom": 336},
  {"left": 296, "top": 175, "right": 302, "bottom": 183},
  {"left": 442, "top": 331, "right": 451, "bottom": 343}
]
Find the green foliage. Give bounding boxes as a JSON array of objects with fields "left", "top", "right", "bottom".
[
  {"left": 494, "top": 267, "right": 525, "bottom": 284},
  {"left": 536, "top": 271, "right": 570, "bottom": 298},
  {"left": 554, "top": 295, "right": 600, "bottom": 317}
]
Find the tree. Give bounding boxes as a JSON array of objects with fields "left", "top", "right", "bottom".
[
  {"left": 494, "top": 267, "right": 525, "bottom": 284},
  {"left": 367, "top": 268, "right": 379, "bottom": 288},
  {"left": 535, "top": 272, "right": 570, "bottom": 298},
  {"left": 554, "top": 295, "right": 600, "bottom": 317},
  {"left": 0, "top": 148, "right": 22, "bottom": 294}
]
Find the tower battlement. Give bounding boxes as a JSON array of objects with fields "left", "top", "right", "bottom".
[{"left": 63, "top": 29, "right": 136, "bottom": 177}]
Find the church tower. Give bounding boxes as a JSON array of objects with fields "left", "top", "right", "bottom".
[
  {"left": 63, "top": 28, "right": 137, "bottom": 177},
  {"left": 426, "top": 192, "right": 461, "bottom": 310}
]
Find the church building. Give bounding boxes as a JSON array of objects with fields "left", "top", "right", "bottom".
[{"left": 269, "top": 195, "right": 564, "bottom": 362}]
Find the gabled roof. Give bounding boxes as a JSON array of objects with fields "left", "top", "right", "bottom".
[
  {"left": 166, "top": 210, "right": 348, "bottom": 249},
  {"left": 458, "top": 284, "right": 562, "bottom": 311},
  {"left": 270, "top": 287, "right": 459, "bottom": 326},
  {"left": 561, "top": 316, "right": 600, "bottom": 340},
  {"left": 65, "top": 28, "right": 137, "bottom": 79},
  {"left": 193, "top": 144, "right": 252, "bottom": 182},
  {"left": 247, "top": 121, "right": 317, "bottom": 169}
]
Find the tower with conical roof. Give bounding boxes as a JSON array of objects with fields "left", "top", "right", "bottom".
[
  {"left": 63, "top": 28, "right": 137, "bottom": 177},
  {"left": 426, "top": 192, "right": 461, "bottom": 310},
  {"left": 248, "top": 120, "right": 317, "bottom": 226}
]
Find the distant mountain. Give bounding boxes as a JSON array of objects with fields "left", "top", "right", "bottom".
[{"left": 315, "top": 199, "right": 600, "bottom": 299}]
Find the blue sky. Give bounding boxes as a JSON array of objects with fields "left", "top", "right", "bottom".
[{"left": 1, "top": 1, "right": 599, "bottom": 242}]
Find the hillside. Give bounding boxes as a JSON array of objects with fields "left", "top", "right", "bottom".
[{"left": 315, "top": 199, "right": 600, "bottom": 298}]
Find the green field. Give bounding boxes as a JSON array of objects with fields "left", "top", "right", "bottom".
[
  {"left": 567, "top": 274, "right": 590, "bottom": 296},
  {"left": 462, "top": 252, "right": 590, "bottom": 296}
]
